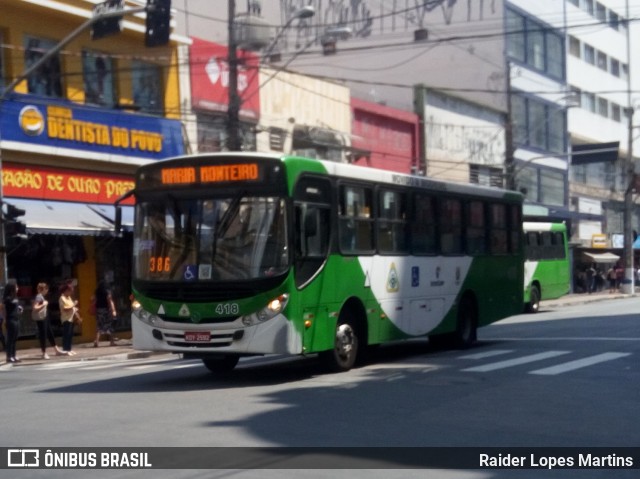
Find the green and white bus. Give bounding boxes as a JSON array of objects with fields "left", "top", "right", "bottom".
[
  {"left": 523, "top": 221, "right": 570, "bottom": 313},
  {"left": 117, "top": 153, "right": 524, "bottom": 372}
]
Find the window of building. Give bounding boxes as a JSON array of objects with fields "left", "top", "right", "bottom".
[
  {"left": 131, "top": 61, "right": 163, "bottom": 114},
  {"left": 196, "top": 113, "right": 257, "bottom": 152},
  {"left": 596, "top": 50, "right": 608, "bottom": 71},
  {"left": 546, "top": 31, "right": 564, "bottom": 78},
  {"left": 506, "top": 9, "right": 564, "bottom": 79},
  {"left": 609, "top": 11, "right": 620, "bottom": 30},
  {"left": 470, "top": 165, "right": 503, "bottom": 188},
  {"left": 568, "top": 0, "right": 579, "bottom": 6},
  {"left": 611, "top": 103, "right": 622, "bottom": 122},
  {"left": 569, "top": 36, "right": 581, "bottom": 57},
  {"left": 539, "top": 168, "right": 566, "bottom": 206},
  {"left": 506, "top": 9, "right": 525, "bottom": 63},
  {"left": 82, "top": 51, "right": 116, "bottom": 107},
  {"left": 511, "top": 94, "right": 567, "bottom": 154},
  {"left": 584, "top": 45, "right": 595, "bottom": 65},
  {"left": 511, "top": 94, "right": 527, "bottom": 146},
  {"left": 527, "top": 101, "right": 546, "bottom": 149},
  {"left": 24, "top": 36, "right": 63, "bottom": 97},
  {"left": 583, "top": 0, "right": 594, "bottom": 15},
  {"left": 526, "top": 22, "right": 545, "bottom": 71},
  {"left": 595, "top": 2, "right": 607, "bottom": 22},
  {"left": 611, "top": 58, "right": 620, "bottom": 77},
  {"left": 439, "top": 198, "right": 463, "bottom": 255},
  {"left": 516, "top": 165, "right": 539, "bottom": 202},
  {"left": 572, "top": 163, "right": 587, "bottom": 184},
  {"left": 622, "top": 63, "right": 629, "bottom": 81},
  {"left": 597, "top": 97, "right": 609, "bottom": 118},
  {"left": 583, "top": 92, "right": 596, "bottom": 113},
  {"left": 548, "top": 107, "right": 566, "bottom": 154}
]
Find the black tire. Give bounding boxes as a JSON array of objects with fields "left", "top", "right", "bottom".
[
  {"left": 526, "top": 285, "right": 541, "bottom": 314},
  {"left": 453, "top": 296, "right": 477, "bottom": 349},
  {"left": 202, "top": 355, "right": 240, "bottom": 373},
  {"left": 320, "top": 318, "right": 359, "bottom": 372}
]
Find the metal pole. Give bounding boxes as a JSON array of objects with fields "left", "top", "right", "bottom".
[
  {"left": 227, "top": 0, "right": 242, "bottom": 151},
  {"left": 504, "top": 62, "right": 516, "bottom": 191},
  {"left": 623, "top": 0, "right": 634, "bottom": 293}
]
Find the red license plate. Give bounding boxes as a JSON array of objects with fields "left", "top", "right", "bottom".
[{"left": 185, "top": 331, "right": 210, "bottom": 342}]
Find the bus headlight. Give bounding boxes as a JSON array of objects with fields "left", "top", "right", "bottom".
[
  {"left": 242, "top": 294, "right": 289, "bottom": 326},
  {"left": 132, "top": 302, "right": 160, "bottom": 326}
]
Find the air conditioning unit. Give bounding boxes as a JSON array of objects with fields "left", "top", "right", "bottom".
[{"left": 234, "top": 13, "right": 271, "bottom": 51}]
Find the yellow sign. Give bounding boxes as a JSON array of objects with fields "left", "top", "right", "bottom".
[
  {"left": 45, "top": 106, "right": 163, "bottom": 152},
  {"left": 591, "top": 234, "right": 607, "bottom": 249}
]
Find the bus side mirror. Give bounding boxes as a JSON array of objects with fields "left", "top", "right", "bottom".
[{"left": 114, "top": 206, "right": 122, "bottom": 236}]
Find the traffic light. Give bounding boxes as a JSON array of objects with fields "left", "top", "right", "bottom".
[
  {"left": 91, "top": 0, "right": 124, "bottom": 40},
  {"left": 3, "top": 203, "right": 27, "bottom": 249},
  {"left": 145, "top": 0, "right": 171, "bottom": 47}
]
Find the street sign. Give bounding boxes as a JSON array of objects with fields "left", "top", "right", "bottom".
[{"left": 91, "top": 0, "right": 125, "bottom": 40}]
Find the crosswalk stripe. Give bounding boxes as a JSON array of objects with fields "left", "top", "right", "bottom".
[
  {"left": 458, "top": 350, "right": 514, "bottom": 360},
  {"left": 461, "top": 351, "right": 571, "bottom": 372},
  {"left": 529, "top": 352, "right": 631, "bottom": 376}
]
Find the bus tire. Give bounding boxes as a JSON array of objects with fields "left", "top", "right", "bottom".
[
  {"left": 526, "top": 285, "right": 541, "bottom": 314},
  {"left": 320, "top": 317, "right": 359, "bottom": 372},
  {"left": 202, "top": 355, "right": 240, "bottom": 373},
  {"left": 453, "top": 295, "right": 477, "bottom": 349}
]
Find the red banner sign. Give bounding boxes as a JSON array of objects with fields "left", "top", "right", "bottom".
[
  {"left": 189, "top": 37, "right": 260, "bottom": 120},
  {"left": 3, "top": 164, "right": 135, "bottom": 205}
]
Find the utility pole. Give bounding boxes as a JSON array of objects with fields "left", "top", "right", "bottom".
[
  {"left": 227, "top": 0, "right": 242, "bottom": 151},
  {"left": 504, "top": 62, "right": 516, "bottom": 191},
  {"left": 623, "top": 0, "right": 635, "bottom": 293}
]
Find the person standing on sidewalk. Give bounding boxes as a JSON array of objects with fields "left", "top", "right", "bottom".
[
  {"left": 2, "top": 283, "right": 23, "bottom": 363},
  {"left": 92, "top": 280, "right": 117, "bottom": 347},
  {"left": 58, "top": 282, "right": 78, "bottom": 356},
  {"left": 32, "top": 282, "right": 65, "bottom": 359}
]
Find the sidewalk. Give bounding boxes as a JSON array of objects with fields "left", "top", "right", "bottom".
[
  {"left": 539, "top": 289, "right": 633, "bottom": 309},
  {"left": 2, "top": 338, "right": 164, "bottom": 369},
  {"left": 2, "top": 289, "right": 635, "bottom": 368}
]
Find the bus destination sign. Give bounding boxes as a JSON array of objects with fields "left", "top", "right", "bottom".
[{"left": 160, "top": 163, "right": 260, "bottom": 185}]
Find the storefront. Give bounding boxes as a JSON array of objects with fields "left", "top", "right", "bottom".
[{"left": 0, "top": 93, "right": 185, "bottom": 346}]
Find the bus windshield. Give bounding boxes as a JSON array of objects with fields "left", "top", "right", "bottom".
[{"left": 134, "top": 195, "right": 289, "bottom": 282}]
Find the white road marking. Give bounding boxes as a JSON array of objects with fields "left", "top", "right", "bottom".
[
  {"left": 529, "top": 352, "right": 631, "bottom": 376},
  {"left": 458, "top": 350, "right": 514, "bottom": 360},
  {"left": 461, "top": 351, "right": 571, "bottom": 372}
]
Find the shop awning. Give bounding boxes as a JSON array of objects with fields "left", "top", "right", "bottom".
[
  {"left": 5, "top": 199, "right": 134, "bottom": 236},
  {"left": 583, "top": 252, "right": 620, "bottom": 263}
]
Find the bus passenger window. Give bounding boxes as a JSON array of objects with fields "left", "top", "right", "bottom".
[
  {"left": 440, "top": 198, "right": 463, "bottom": 255},
  {"left": 411, "top": 194, "right": 437, "bottom": 254},
  {"left": 339, "top": 185, "right": 374, "bottom": 254},
  {"left": 490, "top": 203, "right": 508, "bottom": 254}
]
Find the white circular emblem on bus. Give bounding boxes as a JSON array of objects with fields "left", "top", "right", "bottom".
[{"left": 19, "top": 105, "right": 45, "bottom": 136}]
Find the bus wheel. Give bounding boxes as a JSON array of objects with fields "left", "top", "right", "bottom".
[
  {"left": 454, "top": 296, "right": 477, "bottom": 349},
  {"left": 202, "top": 355, "right": 239, "bottom": 373},
  {"left": 526, "top": 285, "right": 541, "bottom": 314},
  {"left": 321, "top": 320, "right": 359, "bottom": 372}
]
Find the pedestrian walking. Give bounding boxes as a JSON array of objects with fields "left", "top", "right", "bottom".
[
  {"left": 92, "top": 280, "right": 117, "bottom": 347},
  {"left": 58, "top": 282, "right": 78, "bottom": 356},
  {"left": 2, "top": 283, "right": 23, "bottom": 363},
  {"left": 32, "top": 282, "right": 65, "bottom": 359}
]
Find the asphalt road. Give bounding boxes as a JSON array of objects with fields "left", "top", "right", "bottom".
[{"left": 1, "top": 295, "right": 638, "bottom": 479}]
